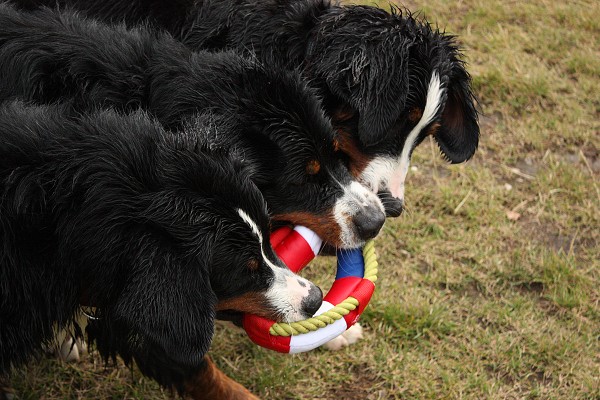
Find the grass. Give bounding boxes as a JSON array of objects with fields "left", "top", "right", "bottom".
[{"left": 9, "top": 0, "right": 599, "bottom": 398}]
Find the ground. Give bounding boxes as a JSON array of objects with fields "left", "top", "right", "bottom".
[{"left": 10, "top": 0, "right": 599, "bottom": 398}]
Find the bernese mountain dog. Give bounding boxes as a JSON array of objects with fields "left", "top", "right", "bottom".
[
  {"left": 12, "top": 0, "right": 480, "bottom": 217},
  {"left": 0, "top": 2, "right": 386, "bottom": 249},
  {"left": 0, "top": 101, "right": 322, "bottom": 398}
]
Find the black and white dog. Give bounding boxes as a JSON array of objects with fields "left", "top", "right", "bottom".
[
  {"left": 0, "top": 2, "right": 386, "bottom": 249},
  {"left": 0, "top": 101, "right": 322, "bottom": 397},
  {"left": 12, "top": 0, "right": 480, "bottom": 216}
]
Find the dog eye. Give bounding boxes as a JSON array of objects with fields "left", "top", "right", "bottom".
[
  {"left": 306, "top": 159, "right": 321, "bottom": 175},
  {"left": 247, "top": 258, "right": 260, "bottom": 271},
  {"left": 408, "top": 107, "right": 423, "bottom": 123}
]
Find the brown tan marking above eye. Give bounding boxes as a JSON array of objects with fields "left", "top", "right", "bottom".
[
  {"left": 408, "top": 107, "right": 423, "bottom": 123},
  {"left": 333, "top": 138, "right": 341, "bottom": 152},
  {"left": 247, "top": 258, "right": 260, "bottom": 271},
  {"left": 306, "top": 159, "right": 321, "bottom": 175},
  {"left": 334, "top": 130, "right": 372, "bottom": 178},
  {"left": 332, "top": 105, "right": 356, "bottom": 123}
]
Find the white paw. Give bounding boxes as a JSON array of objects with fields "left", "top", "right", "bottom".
[
  {"left": 322, "top": 334, "right": 349, "bottom": 351},
  {"left": 57, "top": 336, "right": 80, "bottom": 363},
  {"left": 75, "top": 338, "right": 88, "bottom": 355},
  {"left": 341, "top": 322, "right": 363, "bottom": 344},
  {"left": 322, "top": 323, "right": 364, "bottom": 351}
]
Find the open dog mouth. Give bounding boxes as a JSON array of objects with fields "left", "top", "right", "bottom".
[
  {"left": 376, "top": 190, "right": 404, "bottom": 217},
  {"left": 215, "top": 281, "right": 322, "bottom": 325},
  {"left": 216, "top": 310, "right": 245, "bottom": 326}
]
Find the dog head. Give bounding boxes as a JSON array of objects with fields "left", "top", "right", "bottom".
[
  {"left": 305, "top": 5, "right": 479, "bottom": 215},
  {"left": 146, "top": 50, "right": 386, "bottom": 247},
  {"left": 49, "top": 110, "right": 323, "bottom": 372},
  {"left": 190, "top": 60, "right": 387, "bottom": 248}
]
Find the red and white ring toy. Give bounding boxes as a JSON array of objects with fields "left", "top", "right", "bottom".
[{"left": 243, "top": 226, "right": 377, "bottom": 353}]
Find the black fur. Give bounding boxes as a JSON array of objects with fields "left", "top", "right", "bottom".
[
  {"left": 0, "top": 101, "right": 297, "bottom": 389},
  {"left": 0, "top": 2, "right": 385, "bottom": 246},
  {"left": 13, "top": 0, "right": 479, "bottom": 164}
]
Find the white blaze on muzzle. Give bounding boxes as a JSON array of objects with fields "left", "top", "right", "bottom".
[
  {"left": 333, "top": 181, "right": 385, "bottom": 248},
  {"left": 361, "top": 72, "right": 445, "bottom": 200},
  {"left": 236, "top": 209, "right": 317, "bottom": 322}
]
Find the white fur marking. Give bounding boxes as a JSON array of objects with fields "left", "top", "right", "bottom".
[
  {"left": 361, "top": 73, "right": 445, "bottom": 199},
  {"left": 333, "top": 182, "right": 384, "bottom": 248},
  {"left": 360, "top": 156, "right": 397, "bottom": 194},
  {"left": 236, "top": 208, "right": 317, "bottom": 322},
  {"left": 236, "top": 209, "right": 279, "bottom": 271}
]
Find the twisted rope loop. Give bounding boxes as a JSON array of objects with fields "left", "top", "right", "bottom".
[{"left": 269, "top": 240, "right": 378, "bottom": 337}]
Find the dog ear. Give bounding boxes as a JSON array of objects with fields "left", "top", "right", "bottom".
[
  {"left": 354, "top": 50, "right": 410, "bottom": 148},
  {"left": 334, "top": 41, "right": 411, "bottom": 148},
  {"left": 112, "top": 249, "right": 217, "bottom": 368},
  {"left": 230, "top": 126, "right": 285, "bottom": 187},
  {"left": 434, "top": 74, "right": 479, "bottom": 163},
  {"left": 314, "top": 39, "right": 412, "bottom": 149},
  {"left": 182, "top": 114, "right": 283, "bottom": 187}
]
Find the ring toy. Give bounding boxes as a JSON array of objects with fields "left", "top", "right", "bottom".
[{"left": 243, "top": 226, "right": 378, "bottom": 353}]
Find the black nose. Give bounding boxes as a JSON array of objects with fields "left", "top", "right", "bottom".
[
  {"left": 302, "top": 284, "right": 323, "bottom": 317},
  {"left": 377, "top": 190, "right": 404, "bottom": 217},
  {"left": 353, "top": 207, "right": 385, "bottom": 240}
]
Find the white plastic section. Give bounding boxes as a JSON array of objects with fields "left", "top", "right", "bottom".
[
  {"left": 293, "top": 226, "right": 323, "bottom": 256},
  {"left": 288, "top": 301, "right": 348, "bottom": 354}
]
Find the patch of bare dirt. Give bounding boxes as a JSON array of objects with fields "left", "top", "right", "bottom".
[
  {"left": 559, "top": 147, "right": 600, "bottom": 173},
  {"left": 519, "top": 216, "right": 597, "bottom": 254},
  {"left": 514, "top": 281, "right": 544, "bottom": 294},
  {"left": 324, "top": 363, "right": 380, "bottom": 400}
]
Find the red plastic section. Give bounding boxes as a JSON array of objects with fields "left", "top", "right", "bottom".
[
  {"left": 342, "top": 280, "right": 376, "bottom": 326},
  {"left": 242, "top": 314, "right": 291, "bottom": 353},
  {"left": 323, "top": 277, "right": 376, "bottom": 327},
  {"left": 323, "top": 277, "right": 363, "bottom": 304},
  {"left": 243, "top": 228, "right": 376, "bottom": 353},
  {"left": 353, "top": 280, "right": 376, "bottom": 314},
  {"left": 269, "top": 226, "right": 293, "bottom": 249},
  {"left": 273, "top": 230, "right": 316, "bottom": 273}
]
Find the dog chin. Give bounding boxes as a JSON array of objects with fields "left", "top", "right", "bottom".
[{"left": 339, "top": 235, "right": 366, "bottom": 249}]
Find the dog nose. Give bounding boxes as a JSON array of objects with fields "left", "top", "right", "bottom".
[
  {"left": 377, "top": 190, "right": 404, "bottom": 217},
  {"left": 353, "top": 207, "right": 385, "bottom": 240},
  {"left": 301, "top": 284, "right": 323, "bottom": 317}
]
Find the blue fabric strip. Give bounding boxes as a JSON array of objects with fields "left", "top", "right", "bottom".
[{"left": 335, "top": 248, "right": 364, "bottom": 279}]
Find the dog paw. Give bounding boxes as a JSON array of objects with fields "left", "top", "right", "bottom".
[
  {"left": 341, "top": 322, "right": 363, "bottom": 344},
  {"left": 57, "top": 336, "right": 80, "bottom": 363},
  {"left": 322, "top": 334, "right": 349, "bottom": 351},
  {"left": 322, "top": 323, "right": 364, "bottom": 351},
  {"left": 75, "top": 338, "right": 88, "bottom": 355}
]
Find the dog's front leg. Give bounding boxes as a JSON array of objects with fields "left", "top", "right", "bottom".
[{"left": 183, "top": 356, "right": 260, "bottom": 400}]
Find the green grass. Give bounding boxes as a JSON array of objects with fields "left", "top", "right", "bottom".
[{"left": 10, "top": 0, "right": 599, "bottom": 398}]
